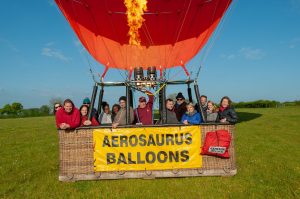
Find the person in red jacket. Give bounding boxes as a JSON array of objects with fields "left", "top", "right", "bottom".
[
  {"left": 134, "top": 91, "right": 154, "bottom": 125},
  {"left": 79, "top": 105, "right": 99, "bottom": 126},
  {"left": 56, "top": 99, "right": 80, "bottom": 129}
]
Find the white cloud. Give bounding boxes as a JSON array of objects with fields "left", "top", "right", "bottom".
[
  {"left": 221, "top": 47, "right": 265, "bottom": 60},
  {"left": 45, "top": 42, "right": 55, "bottom": 47},
  {"left": 41, "top": 47, "right": 71, "bottom": 62},
  {"left": 280, "top": 37, "right": 300, "bottom": 49},
  {"left": 0, "top": 38, "right": 19, "bottom": 52},
  {"left": 239, "top": 48, "right": 265, "bottom": 60},
  {"left": 220, "top": 53, "right": 236, "bottom": 60}
]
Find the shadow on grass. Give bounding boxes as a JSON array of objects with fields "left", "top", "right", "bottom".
[{"left": 237, "top": 111, "right": 262, "bottom": 123}]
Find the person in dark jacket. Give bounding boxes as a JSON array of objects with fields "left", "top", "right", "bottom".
[
  {"left": 134, "top": 91, "right": 154, "bottom": 125},
  {"left": 181, "top": 103, "right": 202, "bottom": 125},
  {"left": 158, "top": 99, "right": 179, "bottom": 124},
  {"left": 174, "top": 92, "right": 187, "bottom": 121},
  {"left": 200, "top": 95, "right": 208, "bottom": 112},
  {"left": 217, "top": 96, "right": 238, "bottom": 124},
  {"left": 166, "top": 99, "right": 179, "bottom": 124}
]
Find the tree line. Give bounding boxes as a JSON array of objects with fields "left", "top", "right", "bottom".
[
  {"left": 233, "top": 100, "right": 300, "bottom": 108},
  {"left": 0, "top": 98, "right": 299, "bottom": 119},
  {"left": 0, "top": 98, "right": 63, "bottom": 119},
  {"left": 0, "top": 103, "right": 51, "bottom": 118}
]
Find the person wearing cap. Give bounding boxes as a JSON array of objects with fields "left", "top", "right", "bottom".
[
  {"left": 174, "top": 92, "right": 187, "bottom": 121},
  {"left": 112, "top": 96, "right": 134, "bottom": 128},
  {"left": 56, "top": 99, "right": 81, "bottom": 129},
  {"left": 82, "top": 97, "right": 98, "bottom": 119},
  {"left": 181, "top": 102, "right": 203, "bottom": 125},
  {"left": 134, "top": 91, "right": 154, "bottom": 125}
]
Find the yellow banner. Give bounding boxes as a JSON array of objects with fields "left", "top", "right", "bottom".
[{"left": 93, "top": 126, "right": 202, "bottom": 171}]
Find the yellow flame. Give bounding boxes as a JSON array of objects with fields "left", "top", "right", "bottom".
[{"left": 124, "top": 0, "right": 147, "bottom": 46}]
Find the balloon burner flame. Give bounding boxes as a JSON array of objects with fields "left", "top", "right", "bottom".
[{"left": 124, "top": 0, "right": 147, "bottom": 46}]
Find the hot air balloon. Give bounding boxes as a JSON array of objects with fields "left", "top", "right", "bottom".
[
  {"left": 55, "top": 0, "right": 231, "bottom": 70},
  {"left": 55, "top": 0, "right": 238, "bottom": 181},
  {"left": 55, "top": 0, "right": 232, "bottom": 123}
]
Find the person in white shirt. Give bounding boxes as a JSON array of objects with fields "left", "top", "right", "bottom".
[{"left": 98, "top": 102, "right": 112, "bottom": 125}]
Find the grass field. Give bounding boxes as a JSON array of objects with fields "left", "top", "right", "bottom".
[{"left": 0, "top": 107, "right": 299, "bottom": 198}]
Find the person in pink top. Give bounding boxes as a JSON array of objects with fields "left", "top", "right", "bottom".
[
  {"left": 134, "top": 91, "right": 154, "bottom": 125},
  {"left": 56, "top": 99, "right": 80, "bottom": 129}
]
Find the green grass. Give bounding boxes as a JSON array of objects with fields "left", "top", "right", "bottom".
[{"left": 0, "top": 107, "right": 299, "bottom": 198}]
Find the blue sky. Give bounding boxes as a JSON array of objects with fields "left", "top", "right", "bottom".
[{"left": 0, "top": 0, "right": 300, "bottom": 108}]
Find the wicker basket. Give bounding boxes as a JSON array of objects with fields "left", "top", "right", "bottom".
[{"left": 59, "top": 124, "right": 236, "bottom": 181}]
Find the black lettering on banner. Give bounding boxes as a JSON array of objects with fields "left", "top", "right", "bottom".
[
  {"left": 185, "top": 133, "right": 192, "bottom": 145},
  {"left": 147, "top": 134, "right": 156, "bottom": 146},
  {"left": 137, "top": 152, "right": 145, "bottom": 164},
  {"left": 139, "top": 134, "right": 146, "bottom": 146},
  {"left": 129, "top": 135, "right": 138, "bottom": 147},
  {"left": 166, "top": 134, "right": 175, "bottom": 145},
  {"left": 119, "top": 135, "right": 128, "bottom": 147},
  {"left": 156, "top": 134, "right": 165, "bottom": 146},
  {"left": 111, "top": 136, "right": 119, "bottom": 147},
  {"left": 145, "top": 151, "right": 156, "bottom": 163},
  {"left": 106, "top": 153, "right": 116, "bottom": 164},
  {"left": 102, "top": 136, "right": 111, "bottom": 147},
  {"left": 157, "top": 151, "right": 168, "bottom": 163},
  {"left": 175, "top": 133, "right": 184, "bottom": 145},
  {"left": 169, "top": 151, "right": 179, "bottom": 162},
  {"left": 180, "top": 150, "right": 189, "bottom": 162},
  {"left": 128, "top": 152, "right": 137, "bottom": 164},
  {"left": 117, "top": 153, "right": 127, "bottom": 164}
]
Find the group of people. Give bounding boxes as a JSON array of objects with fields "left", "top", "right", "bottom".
[
  {"left": 54, "top": 92, "right": 237, "bottom": 130},
  {"left": 164, "top": 93, "right": 237, "bottom": 125}
]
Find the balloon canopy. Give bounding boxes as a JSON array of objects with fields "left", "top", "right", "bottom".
[{"left": 55, "top": 0, "right": 232, "bottom": 70}]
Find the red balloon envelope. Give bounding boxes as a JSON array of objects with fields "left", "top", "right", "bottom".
[{"left": 55, "top": 0, "right": 232, "bottom": 70}]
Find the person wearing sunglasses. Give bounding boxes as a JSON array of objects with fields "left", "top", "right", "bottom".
[
  {"left": 174, "top": 92, "right": 187, "bottom": 121},
  {"left": 53, "top": 103, "right": 62, "bottom": 114}
]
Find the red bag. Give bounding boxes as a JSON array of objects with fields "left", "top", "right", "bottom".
[{"left": 201, "top": 130, "right": 231, "bottom": 158}]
